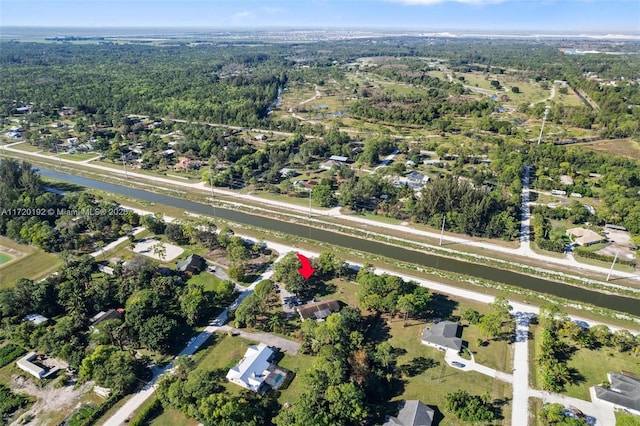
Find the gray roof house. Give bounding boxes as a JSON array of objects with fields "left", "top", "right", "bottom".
[
  {"left": 383, "top": 400, "right": 435, "bottom": 426},
  {"left": 421, "top": 321, "right": 462, "bottom": 352},
  {"left": 591, "top": 373, "right": 640, "bottom": 415}
]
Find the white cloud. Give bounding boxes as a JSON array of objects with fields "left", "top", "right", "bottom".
[
  {"left": 392, "top": 0, "right": 507, "bottom": 5},
  {"left": 232, "top": 11, "right": 253, "bottom": 22}
]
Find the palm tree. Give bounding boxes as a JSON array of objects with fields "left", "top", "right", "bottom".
[
  {"left": 267, "top": 314, "right": 285, "bottom": 334},
  {"left": 151, "top": 242, "right": 167, "bottom": 261}
]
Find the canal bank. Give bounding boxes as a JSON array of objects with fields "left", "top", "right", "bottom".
[{"left": 37, "top": 167, "right": 640, "bottom": 317}]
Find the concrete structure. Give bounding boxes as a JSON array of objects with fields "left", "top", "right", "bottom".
[
  {"left": 16, "top": 352, "right": 58, "bottom": 379},
  {"left": 421, "top": 321, "right": 462, "bottom": 352},
  {"left": 566, "top": 227, "right": 605, "bottom": 246},
  {"left": 383, "top": 400, "right": 434, "bottom": 426},
  {"left": 23, "top": 313, "right": 48, "bottom": 325},
  {"left": 591, "top": 373, "right": 640, "bottom": 416},
  {"left": 296, "top": 299, "right": 341, "bottom": 321},
  {"left": 226, "top": 343, "right": 289, "bottom": 393}
]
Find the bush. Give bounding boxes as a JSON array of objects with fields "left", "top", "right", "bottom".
[
  {"left": 0, "top": 383, "right": 30, "bottom": 421},
  {"left": 0, "top": 344, "right": 26, "bottom": 368},
  {"left": 574, "top": 246, "right": 636, "bottom": 267},
  {"left": 537, "top": 239, "right": 566, "bottom": 253},
  {"left": 130, "top": 398, "right": 162, "bottom": 426}
]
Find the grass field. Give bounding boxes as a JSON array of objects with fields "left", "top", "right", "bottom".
[
  {"left": 577, "top": 138, "right": 640, "bottom": 160},
  {"left": 529, "top": 325, "right": 640, "bottom": 401},
  {"left": 150, "top": 408, "right": 199, "bottom": 426},
  {"left": 59, "top": 153, "right": 101, "bottom": 161},
  {"left": 387, "top": 319, "right": 512, "bottom": 425},
  {"left": 0, "top": 237, "right": 60, "bottom": 289}
]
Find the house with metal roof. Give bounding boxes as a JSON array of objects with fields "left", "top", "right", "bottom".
[
  {"left": 591, "top": 373, "right": 640, "bottom": 415},
  {"left": 421, "top": 321, "right": 462, "bottom": 352},
  {"left": 383, "top": 400, "right": 435, "bottom": 426},
  {"left": 176, "top": 254, "right": 206, "bottom": 275},
  {"left": 296, "top": 299, "right": 341, "bottom": 321},
  {"left": 226, "top": 343, "right": 289, "bottom": 393}
]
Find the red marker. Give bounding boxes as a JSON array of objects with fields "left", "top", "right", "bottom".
[{"left": 296, "top": 253, "right": 316, "bottom": 280}]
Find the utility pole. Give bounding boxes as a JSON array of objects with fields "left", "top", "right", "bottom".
[
  {"left": 606, "top": 249, "right": 620, "bottom": 281},
  {"left": 439, "top": 215, "right": 446, "bottom": 246},
  {"left": 537, "top": 106, "right": 550, "bottom": 146}
]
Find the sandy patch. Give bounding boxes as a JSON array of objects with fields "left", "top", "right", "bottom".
[
  {"left": 10, "top": 372, "right": 93, "bottom": 426},
  {"left": 132, "top": 238, "right": 184, "bottom": 261}
]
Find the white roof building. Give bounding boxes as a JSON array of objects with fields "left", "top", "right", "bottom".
[
  {"left": 226, "top": 343, "right": 275, "bottom": 392},
  {"left": 23, "top": 313, "right": 49, "bottom": 325},
  {"left": 17, "top": 352, "right": 47, "bottom": 379}
]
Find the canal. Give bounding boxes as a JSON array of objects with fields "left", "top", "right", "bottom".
[{"left": 39, "top": 168, "right": 640, "bottom": 316}]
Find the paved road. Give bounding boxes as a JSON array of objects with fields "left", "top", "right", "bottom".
[
  {"left": 511, "top": 312, "right": 534, "bottom": 425},
  {"left": 5, "top": 140, "right": 640, "bottom": 286}
]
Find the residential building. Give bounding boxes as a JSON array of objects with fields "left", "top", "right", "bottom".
[
  {"left": 591, "top": 373, "right": 640, "bottom": 415},
  {"left": 421, "top": 321, "right": 462, "bottom": 352},
  {"left": 405, "top": 171, "right": 430, "bottom": 186},
  {"left": 328, "top": 155, "right": 350, "bottom": 163},
  {"left": 23, "top": 313, "right": 49, "bottom": 326},
  {"left": 176, "top": 254, "right": 206, "bottom": 275},
  {"left": 90, "top": 308, "right": 124, "bottom": 330},
  {"left": 566, "top": 227, "right": 605, "bottom": 246},
  {"left": 226, "top": 343, "right": 290, "bottom": 393},
  {"left": 383, "top": 400, "right": 435, "bottom": 426},
  {"left": 279, "top": 167, "right": 298, "bottom": 178},
  {"left": 296, "top": 299, "right": 341, "bottom": 321}
]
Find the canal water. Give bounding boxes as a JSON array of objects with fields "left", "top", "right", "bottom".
[{"left": 38, "top": 168, "right": 640, "bottom": 316}]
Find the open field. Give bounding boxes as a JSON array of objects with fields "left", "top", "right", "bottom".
[
  {"left": 577, "top": 138, "right": 640, "bottom": 160},
  {"left": 0, "top": 236, "right": 60, "bottom": 289}
]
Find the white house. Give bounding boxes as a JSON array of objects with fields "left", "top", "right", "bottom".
[{"left": 226, "top": 343, "right": 276, "bottom": 393}]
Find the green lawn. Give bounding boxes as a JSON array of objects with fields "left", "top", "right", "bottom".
[
  {"left": 0, "top": 237, "right": 60, "bottom": 289},
  {"left": 276, "top": 352, "right": 317, "bottom": 406},
  {"left": 564, "top": 345, "right": 640, "bottom": 400},
  {"left": 186, "top": 272, "right": 223, "bottom": 292},
  {"left": 193, "top": 333, "right": 254, "bottom": 372},
  {"left": 59, "top": 153, "right": 101, "bottom": 161},
  {"left": 385, "top": 318, "right": 512, "bottom": 425},
  {"left": 529, "top": 326, "right": 640, "bottom": 400},
  {"left": 150, "top": 407, "right": 199, "bottom": 426},
  {"left": 0, "top": 252, "right": 13, "bottom": 264}
]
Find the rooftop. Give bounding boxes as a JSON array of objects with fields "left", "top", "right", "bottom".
[
  {"left": 421, "top": 321, "right": 462, "bottom": 352},
  {"left": 226, "top": 343, "right": 275, "bottom": 392},
  {"left": 383, "top": 400, "right": 435, "bottom": 426},
  {"left": 296, "top": 299, "right": 341, "bottom": 321},
  {"left": 594, "top": 373, "right": 640, "bottom": 412}
]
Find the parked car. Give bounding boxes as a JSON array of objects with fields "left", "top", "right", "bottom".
[{"left": 451, "top": 361, "right": 465, "bottom": 368}]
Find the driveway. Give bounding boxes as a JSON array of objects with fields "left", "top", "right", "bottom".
[{"left": 213, "top": 326, "right": 300, "bottom": 355}]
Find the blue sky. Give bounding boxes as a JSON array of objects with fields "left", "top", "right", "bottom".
[{"left": 1, "top": 0, "right": 638, "bottom": 33}]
